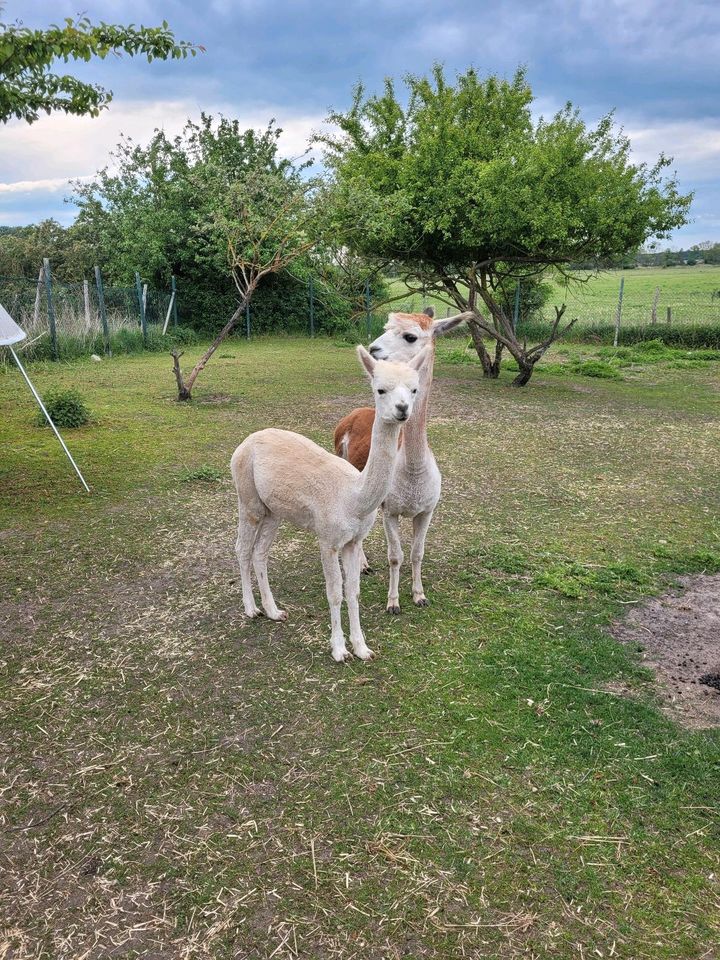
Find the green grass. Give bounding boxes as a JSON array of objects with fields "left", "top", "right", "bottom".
[
  {"left": 388, "top": 267, "right": 720, "bottom": 348},
  {"left": 1, "top": 338, "right": 719, "bottom": 958}
]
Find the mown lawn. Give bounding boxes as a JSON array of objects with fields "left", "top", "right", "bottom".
[{"left": 1, "top": 338, "right": 719, "bottom": 959}]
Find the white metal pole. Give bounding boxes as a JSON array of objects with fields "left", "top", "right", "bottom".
[
  {"left": 8, "top": 346, "right": 91, "bottom": 493},
  {"left": 162, "top": 291, "right": 176, "bottom": 335}
]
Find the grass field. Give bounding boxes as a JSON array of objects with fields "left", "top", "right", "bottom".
[
  {"left": 389, "top": 265, "right": 720, "bottom": 331},
  {"left": 1, "top": 338, "right": 720, "bottom": 958}
]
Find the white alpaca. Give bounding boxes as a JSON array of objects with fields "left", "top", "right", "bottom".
[
  {"left": 231, "top": 345, "right": 430, "bottom": 662},
  {"left": 334, "top": 309, "right": 471, "bottom": 612}
]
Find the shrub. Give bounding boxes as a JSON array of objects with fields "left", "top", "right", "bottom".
[
  {"left": 37, "top": 388, "right": 90, "bottom": 428},
  {"left": 632, "top": 338, "right": 668, "bottom": 354},
  {"left": 572, "top": 360, "right": 622, "bottom": 380}
]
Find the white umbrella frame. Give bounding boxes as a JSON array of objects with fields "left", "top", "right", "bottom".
[{"left": 1, "top": 303, "right": 90, "bottom": 493}]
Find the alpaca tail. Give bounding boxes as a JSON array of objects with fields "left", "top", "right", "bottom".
[{"left": 337, "top": 431, "right": 350, "bottom": 461}]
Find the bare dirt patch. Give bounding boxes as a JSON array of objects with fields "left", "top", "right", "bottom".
[{"left": 611, "top": 574, "right": 720, "bottom": 729}]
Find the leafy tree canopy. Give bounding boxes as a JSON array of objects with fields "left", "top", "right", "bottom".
[
  {"left": 0, "top": 15, "right": 198, "bottom": 124},
  {"left": 321, "top": 66, "right": 690, "bottom": 270},
  {"left": 319, "top": 66, "right": 692, "bottom": 383}
]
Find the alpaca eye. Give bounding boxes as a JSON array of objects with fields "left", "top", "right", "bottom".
[
  {"left": 404, "top": 334, "right": 418, "bottom": 343},
  {"left": 412, "top": 388, "right": 417, "bottom": 394},
  {"left": 377, "top": 389, "right": 386, "bottom": 395}
]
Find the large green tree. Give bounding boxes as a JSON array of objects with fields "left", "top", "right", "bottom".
[
  {"left": 0, "top": 15, "right": 198, "bottom": 124},
  {"left": 320, "top": 67, "right": 692, "bottom": 384}
]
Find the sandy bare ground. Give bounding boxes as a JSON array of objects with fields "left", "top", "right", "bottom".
[{"left": 612, "top": 574, "right": 720, "bottom": 729}]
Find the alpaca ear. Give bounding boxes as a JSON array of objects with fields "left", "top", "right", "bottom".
[
  {"left": 431, "top": 312, "right": 468, "bottom": 338},
  {"left": 422, "top": 306, "right": 435, "bottom": 318},
  {"left": 408, "top": 345, "right": 432, "bottom": 370},
  {"left": 356, "top": 344, "right": 376, "bottom": 378}
]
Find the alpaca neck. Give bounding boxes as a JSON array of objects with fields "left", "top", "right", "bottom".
[
  {"left": 355, "top": 414, "right": 402, "bottom": 515},
  {"left": 401, "top": 348, "right": 435, "bottom": 471}
]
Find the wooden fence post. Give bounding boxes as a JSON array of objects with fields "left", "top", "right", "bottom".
[
  {"left": 135, "top": 271, "right": 147, "bottom": 343},
  {"left": 245, "top": 301, "right": 250, "bottom": 340},
  {"left": 613, "top": 275, "right": 625, "bottom": 348},
  {"left": 651, "top": 286, "right": 660, "bottom": 325},
  {"left": 42, "top": 257, "right": 58, "bottom": 360},
  {"left": 667, "top": 307, "right": 672, "bottom": 325},
  {"left": 83, "top": 278, "right": 91, "bottom": 330},
  {"left": 94, "top": 265, "right": 111, "bottom": 355}
]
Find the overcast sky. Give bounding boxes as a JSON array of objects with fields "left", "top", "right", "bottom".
[{"left": 2, "top": 0, "right": 719, "bottom": 247}]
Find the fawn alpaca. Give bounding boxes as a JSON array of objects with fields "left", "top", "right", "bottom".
[
  {"left": 334, "top": 309, "right": 471, "bottom": 612},
  {"left": 231, "top": 345, "right": 430, "bottom": 661}
]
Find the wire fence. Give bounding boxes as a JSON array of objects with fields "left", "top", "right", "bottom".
[
  {"left": 0, "top": 264, "right": 177, "bottom": 359},
  {"left": 554, "top": 283, "right": 720, "bottom": 330},
  {"left": 3, "top": 263, "right": 720, "bottom": 361}
]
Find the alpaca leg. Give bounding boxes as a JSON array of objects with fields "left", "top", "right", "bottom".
[
  {"left": 359, "top": 544, "right": 373, "bottom": 575},
  {"left": 320, "top": 545, "right": 349, "bottom": 662},
  {"left": 383, "top": 513, "right": 404, "bottom": 614},
  {"left": 341, "top": 542, "right": 374, "bottom": 660},
  {"left": 411, "top": 509, "right": 434, "bottom": 607},
  {"left": 252, "top": 516, "right": 286, "bottom": 622},
  {"left": 235, "top": 506, "right": 262, "bottom": 618}
]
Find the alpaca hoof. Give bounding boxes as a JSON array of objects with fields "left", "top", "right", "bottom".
[
  {"left": 331, "top": 646, "right": 351, "bottom": 663},
  {"left": 267, "top": 609, "right": 288, "bottom": 622},
  {"left": 354, "top": 645, "right": 375, "bottom": 661},
  {"left": 414, "top": 596, "right": 429, "bottom": 607},
  {"left": 361, "top": 565, "right": 374, "bottom": 576},
  {"left": 244, "top": 606, "right": 262, "bottom": 619},
  {"left": 386, "top": 604, "right": 401, "bottom": 615}
]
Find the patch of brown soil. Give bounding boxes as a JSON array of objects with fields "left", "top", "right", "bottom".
[{"left": 612, "top": 574, "right": 720, "bottom": 729}]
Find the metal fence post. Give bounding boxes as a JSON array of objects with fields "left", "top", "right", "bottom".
[
  {"left": 613, "top": 275, "right": 625, "bottom": 347},
  {"left": 171, "top": 275, "right": 178, "bottom": 328},
  {"left": 135, "top": 271, "right": 147, "bottom": 343},
  {"left": 364, "top": 278, "right": 372, "bottom": 341},
  {"left": 33, "top": 265, "right": 44, "bottom": 328},
  {"left": 94, "top": 266, "right": 111, "bottom": 355},
  {"left": 308, "top": 276, "right": 315, "bottom": 337},
  {"left": 512, "top": 281, "right": 521, "bottom": 333},
  {"left": 42, "top": 257, "right": 58, "bottom": 360},
  {"left": 667, "top": 306, "right": 672, "bottom": 325}
]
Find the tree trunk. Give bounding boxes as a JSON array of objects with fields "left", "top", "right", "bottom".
[
  {"left": 511, "top": 362, "right": 534, "bottom": 387},
  {"left": 468, "top": 318, "right": 501, "bottom": 378},
  {"left": 171, "top": 349, "right": 192, "bottom": 401},
  {"left": 170, "top": 290, "right": 253, "bottom": 401}
]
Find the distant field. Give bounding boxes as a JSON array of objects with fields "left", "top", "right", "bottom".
[
  {"left": 387, "top": 266, "right": 720, "bottom": 330},
  {"left": 549, "top": 265, "right": 720, "bottom": 328}
]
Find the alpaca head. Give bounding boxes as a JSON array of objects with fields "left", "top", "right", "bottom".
[
  {"left": 368, "top": 306, "right": 469, "bottom": 363},
  {"left": 356, "top": 345, "right": 431, "bottom": 424}
]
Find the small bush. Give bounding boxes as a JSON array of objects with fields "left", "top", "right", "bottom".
[
  {"left": 572, "top": 360, "right": 622, "bottom": 380},
  {"left": 179, "top": 465, "right": 224, "bottom": 483},
  {"left": 37, "top": 388, "right": 90, "bottom": 428},
  {"left": 633, "top": 338, "right": 667, "bottom": 354}
]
